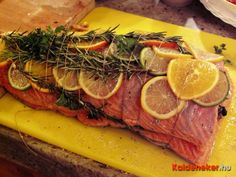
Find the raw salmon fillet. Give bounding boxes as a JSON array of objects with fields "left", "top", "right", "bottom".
[{"left": 0, "top": 63, "right": 224, "bottom": 165}]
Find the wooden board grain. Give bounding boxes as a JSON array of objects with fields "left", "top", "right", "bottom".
[{"left": 0, "top": 0, "right": 95, "bottom": 32}]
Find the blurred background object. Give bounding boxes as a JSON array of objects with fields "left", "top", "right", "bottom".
[
  {"left": 224, "top": 0, "right": 236, "bottom": 12},
  {"left": 0, "top": 0, "right": 95, "bottom": 32},
  {"left": 200, "top": 0, "right": 236, "bottom": 28},
  {"left": 161, "top": 0, "right": 193, "bottom": 7}
]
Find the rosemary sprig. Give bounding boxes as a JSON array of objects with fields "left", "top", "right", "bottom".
[
  {"left": 56, "top": 91, "right": 82, "bottom": 110},
  {"left": 56, "top": 90, "right": 124, "bottom": 124},
  {"left": 0, "top": 26, "right": 189, "bottom": 81}
]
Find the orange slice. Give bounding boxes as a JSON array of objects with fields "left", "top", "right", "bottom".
[
  {"left": 53, "top": 67, "right": 80, "bottom": 91},
  {"left": 73, "top": 40, "right": 108, "bottom": 51},
  {"left": 167, "top": 58, "right": 219, "bottom": 100},
  {"left": 141, "top": 76, "right": 186, "bottom": 119},
  {"left": 79, "top": 70, "right": 123, "bottom": 99},
  {"left": 24, "top": 60, "right": 54, "bottom": 93},
  {"left": 139, "top": 40, "right": 178, "bottom": 49}
]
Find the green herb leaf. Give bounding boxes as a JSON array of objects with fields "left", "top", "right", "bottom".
[
  {"left": 56, "top": 91, "right": 80, "bottom": 110},
  {"left": 55, "top": 25, "right": 65, "bottom": 33}
]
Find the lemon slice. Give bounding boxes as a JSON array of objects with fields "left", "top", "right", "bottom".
[
  {"left": 153, "top": 47, "right": 192, "bottom": 59},
  {"left": 0, "top": 39, "right": 9, "bottom": 66},
  {"left": 53, "top": 67, "right": 80, "bottom": 91},
  {"left": 141, "top": 76, "right": 186, "bottom": 119},
  {"left": 185, "top": 42, "right": 224, "bottom": 62},
  {"left": 79, "top": 70, "right": 123, "bottom": 99},
  {"left": 167, "top": 58, "right": 219, "bottom": 100},
  {"left": 194, "top": 71, "right": 230, "bottom": 107},
  {"left": 8, "top": 63, "right": 31, "bottom": 90},
  {"left": 24, "top": 60, "right": 54, "bottom": 93},
  {"left": 140, "top": 47, "right": 171, "bottom": 75}
]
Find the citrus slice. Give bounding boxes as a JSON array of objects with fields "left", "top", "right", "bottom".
[
  {"left": 140, "top": 47, "right": 171, "bottom": 75},
  {"left": 139, "top": 40, "right": 178, "bottom": 49},
  {"left": 24, "top": 60, "right": 54, "bottom": 93},
  {"left": 153, "top": 47, "right": 192, "bottom": 59},
  {"left": 141, "top": 76, "right": 186, "bottom": 119},
  {"left": 109, "top": 43, "right": 136, "bottom": 61},
  {"left": 53, "top": 67, "right": 80, "bottom": 91},
  {"left": 185, "top": 42, "right": 224, "bottom": 62},
  {"left": 193, "top": 71, "right": 230, "bottom": 106},
  {"left": 79, "top": 70, "right": 123, "bottom": 99},
  {"left": 8, "top": 63, "right": 31, "bottom": 90},
  {"left": 0, "top": 39, "right": 9, "bottom": 67},
  {"left": 167, "top": 58, "right": 219, "bottom": 100},
  {"left": 73, "top": 40, "right": 108, "bottom": 51}
]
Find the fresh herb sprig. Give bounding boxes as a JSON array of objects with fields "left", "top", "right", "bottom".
[
  {"left": 212, "top": 43, "right": 235, "bottom": 67},
  {"left": 1, "top": 26, "right": 191, "bottom": 84},
  {"left": 1, "top": 26, "right": 188, "bottom": 80},
  {"left": 56, "top": 90, "right": 124, "bottom": 124}
]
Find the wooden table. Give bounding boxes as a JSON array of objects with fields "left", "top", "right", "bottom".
[{"left": 1, "top": 0, "right": 236, "bottom": 177}]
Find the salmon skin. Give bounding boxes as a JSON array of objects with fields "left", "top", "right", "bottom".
[{"left": 0, "top": 28, "right": 231, "bottom": 165}]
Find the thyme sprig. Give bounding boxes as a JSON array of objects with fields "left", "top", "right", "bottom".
[
  {"left": 214, "top": 43, "right": 226, "bottom": 54},
  {"left": 212, "top": 43, "right": 235, "bottom": 67}
]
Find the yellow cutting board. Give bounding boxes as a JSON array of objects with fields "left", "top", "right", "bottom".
[{"left": 0, "top": 7, "right": 236, "bottom": 177}]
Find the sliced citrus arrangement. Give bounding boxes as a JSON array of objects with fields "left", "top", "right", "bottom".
[
  {"left": 139, "top": 40, "right": 178, "bottom": 49},
  {"left": 8, "top": 63, "right": 31, "bottom": 90},
  {"left": 153, "top": 47, "right": 192, "bottom": 59},
  {"left": 24, "top": 60, "right": 54, "bottom": 93},
  {"left": 185, "top": 42, "right": 224, "bottom": 62},
  {"left": 141, "top": 76, "right": 186, "bottom": 119},
  {"left": 53, "top": 67, "right": 80, "bottom": 91},
  {"left": 72, "top": 40, "right": 108, "bottom": 51},
  {"left": 140, "top": 47, "right": 171, "bottom": 75},
  {"left": 167, "top": 58, "right": 219, "bottom": 100},
  {"left": 193, "top": 71, "right": 230, "bottom": 106},
  {"left": 79, "top": 70, "right": 123, "bottom": 99}
]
